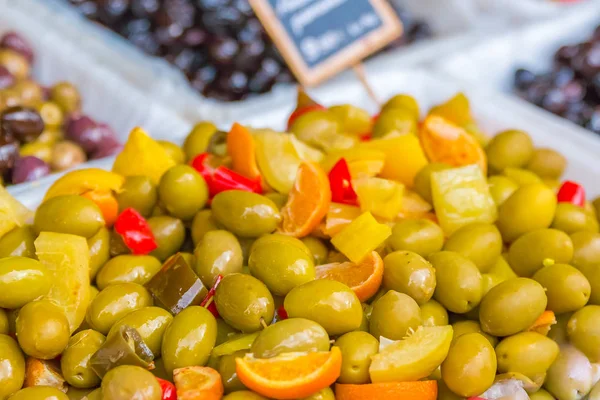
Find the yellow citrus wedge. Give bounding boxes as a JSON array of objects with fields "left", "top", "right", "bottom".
[{"left": 43, "top": 168, "right": 124, "bottom": 201}]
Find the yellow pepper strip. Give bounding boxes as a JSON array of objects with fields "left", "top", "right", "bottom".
[
  {"left": 321, "top": 148, "right": 385, "bottom": 179},
  {"left": 359, "top": 134, "right": 428, "bottom": 187},
  {"left": 331, "top": 212, "right": 392, "bottom": 263},
  {"left": 324, "top": 203, "right": 362, "bottom": 237},
  {"left": 353, "top": 177, "right": 404, "bottom": 220},
  {"left": 44, "top": 169, "right": 125, "bottom": 201},
  {"left": 431, "top": 164, "right": 497, "bottom": 235},
  {"left": 0, "top": 185, "right": 33, "bottom": 238},
  {"left": 113, "top": 127, "right": 176, "bottom": 184}
]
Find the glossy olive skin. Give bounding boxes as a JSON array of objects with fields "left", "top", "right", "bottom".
[
  {"left": 420, "top": 299, "right": 449, "bottom": 327},
  {"left": 251, "top": 318, "right": 330, "bottom": 358},
  {"left": 248, "top": 234, "right": 315, "bottom": 296},
  {"left": 0, "top": 334, "right": 25, "bottom": 399},
  {"left": 552, "top": 203, "right": 599, "bottom": 234},
  {"left": 0, "top": 309, "right": 8, "bottom": 335},
  {"left": 301, "top": 236, "right": 329, "bottom": 265},
  {"left": 0, "top": 226, "right": 35, "bottom": 258},
  {"left": 479, "top": 278, "right": 547, "bottom": 337},
  {"left": 183, "top": 121, "right": 217, "bottom": 161},
  {"left": 61, "top": 329, "right": 106, "bottom": 388},
  {"left": 527, "top": 148, "right": 567, "bottom": 180},
  {"left": 216, "top": 318, "right": 239, "bottom": 346},
  {"left": 289, "top": 110, "right": 342, "bottom": 150},
  {"left": 370, "top": 290, "right": 421, "bottom": 340},
  {"left": 443, "top": 223, "right": 502, "bottom": 273},
  {"left": 571, "top": 231, "right": 600, "bottom": 270},
  {"left": 215, "top": 273, "right": 274, "bottom": 333},
  {"left": 219, "top": 349, "right": 248, "bottom": 393},
  {"left": 9, "top": 387, "right": 69, "bottom": 400},
  {"left": 148, "top": 216, "right": 185, "bottom": 261},
  {"left": 212, "top": 191, "right": 281, "bottom": 238},
  {"left": 530, "top": 389, "right": 555, "bottom": 400},
  {"left": 488, "top": 175, "right": 519, "bottom": 206},
  {"left": 388, "top": 219, "right": 444, "bottom": 257},
  {"left": 161, "top": 306, "right": 217, "bottom": 375},
  {"left": 486, "top": 129, "right": 534, "bottom": 173},
  {"left": 0, "top": 256, "right": 50, "bottom": 309},
  {"left": 452, "top": 320, "right": 497, "bottom": 347},
  {"left": 383, "top": 251, "right": 436, "bottom": 305},
  {"left": 497, "top": 184, "right": 557, "bottom": 242},
  {"left": 158, "top": 165, "right": 208, "bottom": 220},
  {"left": 335, "top": 331, "right": 379, "bottom": 384},
  {"left": 533, "top": 263, "right": 590, "bottom": 314},
  {"left": 382, "top": 94, "right": 420, "bottom": 118},
  {"left": 191, "top": 209, "right": 222, "bottom": 246},
  {"left": 372, "top": 109, "right": 417, "bottom": 138},
  {"left": 430, "top": 251, "right": 482, "bottom": 314},
  {"left": 116, "top": 175, "right": 158, "bottom": 217},
  {"left": 577, "top": 262, "right": 600, "bottom": 306},
  {"left": 194, "top": 230, "right": 243, "bottom": 287},
  {"left": 441, "top": 332, "right": 497, "bottom": 397},
  {"left": 102, "top": 365, "right": 161, "bottom": 400},
  {"left": 96, "top": 255, "right": 162, "bottom": 290},
  {"left": 567, "top": 305, "right": 600, "bottom": 362},
  {"left": 414, "top": 163, "right": 451, "bottom": 203},
  {"left": 222, "top": 391, "right": 268, "bottom": 400},
  {"left": 285, "top": 280, "right": 362, "bottom": 336},
  {"left": 88, "top": 227, "right": 110, "bottom": 280},
  {"left": 108, "top": 306, "right": 173, "bottom": 357},
  {"left": 508, "top": 229, "right": 574, "bottom": 277},
  {"left": 16, "top": 300, "right": 70, "bottom": 359},
  {"left": 544, "top": 345, "right": 594, "bottom": 400},
  {"left": 496, "top": 332, "right": 560, "bottom": 380},
  {"left": 50, "top": 82, "right": 80, "bottom": 113},
  {"left": 85, "top": 283, "right": 153, "bottom": 335},
  {"left": 34, "top": 195, "right": 104, "bottom": 238}
]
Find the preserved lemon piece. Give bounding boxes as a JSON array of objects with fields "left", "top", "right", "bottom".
[
  {"left": 0, "top": 185, "right": 32, "bottom": 238},
  {"left": 44, "top": 169, "right": 124, "bottom": 201},
  {"left": 353, "top": 177, "right": 404, "bottom": 220},
  {"left": 331, "top": 212, "right": 391, "bottom": 263}
]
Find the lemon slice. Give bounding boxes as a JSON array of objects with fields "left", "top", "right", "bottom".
[
  {"left": 44, "top": 169, "right": 125, "bottom": 200},
  {"left": 254, "top": 130, "right": 301, "bottom": 194},
  {"left": 0, "top": 185, "right": 32, "bottom": 238},
  {"left": 35, "top": 232, "right": 90, "bottom": 333},
  {"left": 369, "top": 325, "right": 453, "bottom": 383}
]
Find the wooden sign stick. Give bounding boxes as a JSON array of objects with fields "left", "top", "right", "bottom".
[{"left": 352, "top": 63, "right": 380, "bottom": 106}]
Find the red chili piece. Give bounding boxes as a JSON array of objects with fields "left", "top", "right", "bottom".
[
  {"left": 156, "top": 377, "right": 177, "bottom": 400},
  {"left": 277, "top": 306, "right": 288, "bottom": 320},
  {"left": 114, "top": 208, "right": 157, "bottom": 255},
  {"left": 201, "top": 274, "right": 224, "bottom": 318},
  {"left": 329, "top": 158, "right": 358, "bottom": 206},
  {"left": 190, "top": 152, "right": 216, "bottom": 183},
  {"left": 557, "top": 180, "right": 586, "bottom": 207},
  {"left": 191, "top": 153, "right": 262, "bottom": 197},
  {"left": 287, "top": 104, "right": 326, "bottom": 130}
]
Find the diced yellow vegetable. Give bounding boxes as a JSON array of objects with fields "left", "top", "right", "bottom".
[
  {"left": 324, "top": 203, "right": 362, "bottom": 237},
  {"left": 331, "top": 212, "right": 392, "bottom": 263},
  {"left": 321, "top": 148, "right": 385, "bottom": 179},
  {"left": 112, "top": 127, "right": 176, "bottom": 184},
  {"left": 0, "top": 185, "right": 33, "bottom": 238},
  {"left": 353, "top": 177, "right": 404, "bottom": 220},
  {"left": 431, "top": 164, "right": 497, "bottom": 235},
  {"left": 360, "top": 134, "right": 428, "bottom": 187},
  {"left": 44, "top": 169, "right": 125, "bottom": 200},
  {"left": 35, "top": 232, "right": 90, "bottom": 333}
]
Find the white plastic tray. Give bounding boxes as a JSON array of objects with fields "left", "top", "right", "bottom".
[{"left": 1, "top": 0, "right": 192, "bottom": 195}]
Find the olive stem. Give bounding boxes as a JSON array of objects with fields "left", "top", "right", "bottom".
[{"left": 260, "top": 318, "right": 268, "bottom": 330}]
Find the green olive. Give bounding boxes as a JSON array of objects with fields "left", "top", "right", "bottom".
[
  {"left": 85, "top": 283, "right": 153, "bottom": 335},
  {"left": 219, "top": 349, "right": 248, "bottom": 393},
  {"left": 486, "top": 129, "right": 534, "bottom": 173},
  {"left": 102, "top": 365, "right": 161, "bottom": 400},
  {"left": 222, "top": 391, "right": 268, "bottom": 400},
  {"left": 335, "top": 331, "right": 378, "bottom": 384},
  {"left": 495, "top": 332, "right": 559, "bottom": 380},
  {"left": 0, "top": 334, "right": 25, "bottom": 399},
  {"left": 264, "top": 193, "right": 287, "bottom": 210},
  {"left": 161, "top": 306, "right": 217, "bottom": 375},
  {"left": 194, "top": 230, "right": 243, "bottom": 287},
  {"left": 387, "top": 219, "right": 444, "bottom": 257},
  {"left": 285, "top": 279, "right": 362, "bottom": 336},
  {"left": 552, "top": 203, "right": 599, "bottom": 234},
  {"left": 420, "top": 299, "right": 449, "bottom": 327},
  {"left": 571, "top": 231, "right": 600, "bottom": 270},
  {"left": 289, "top": 110, "right": 342, "bottom": 150},
  {"left": 158, "top": 165, "right": 208, "bottom": 220},
  {"left": 88, "top": 227, "right": 110, "bottom": 280},
  {"left": 183, "top": 121, "right": 217, "bottom": 161},
  {"left": 34, "top": 195, "right": 104, "bottom": 238},
  {"left": 497, "top": 183, "right": 557, "bottom": 242},
  {"left": 544, "top": 345, "right": 594, "bottom": 400},
  {"left": 414, "top": 163, "right": 451, "bottom": 204},
  {"left": 9, "top": 387, "right": 69, "bottom": 400},
  {"left": 191, "top": 210, "right": 222, "bottom": 246},
  {"left": 381, "top": 94, "right": 419, "bottom": 119},
  {"left": 215, "top": 273, "right": 274, "bottom": 333},
  {"left": 479, "top": 278, "right": 547, "bottom": 337},
  {"left": 441, "top": 332, "right": 497, "bottom": 397},
  {"left": 0, "top": 309, "right": 8, "bottom": 335},
  {"left": 369, "top": 290, "right": 421, "bottom": 340},
  {"left": 503, "top": 167, "right": 542, "bottom": 186},
  {"left": 372, "top": 108, "right": 416, "bottom": 138},
  {"left": 527, "top": 148, "right": 567, "bottom": 180},
  {"left": 212, "top": 191, "right": 280, "bottom": 238},
  {"left": 452, "top": 320, "right": 497, "bottom": 347},
  {"left": 0, "top": 226, "right": 36, "bottom": 258},
  {"left": 548, "top": 312, "right": 572, "bottom": 346},
  {"left": 577, "top": 262, "right": 600, "bottom": 306},
  {"left": 248, "top": 234, "right": 315, "bottom": 296},
  {"left": 157, "top": 140, "right": 185, "bottom": 164},
  {"left": 148, "top": 216, "right": 186, "bottom": 261},
  {"left": 95, "top": 255, "right": 162, "bottom": 289},
  {"left": 382, "top": 251, "right": 435, "bottom": 305},
  {"left": 533, "top": 263, "right": 590, "bottom": 314},
  {"left": 443, "top": 223, "right": 502, "bottom": 273},
  {"left": 301, "top": 236, "right": 329, "bottom": 265},
  {"left": 216, "top": 318, "right": 240, "bottom": 346},
  {"left": 488, "top": 175, "right": 519, "bottom": 206},
  {"left": 530, "top": 389, "right": 556, "bottom": 400},
  {"left": 116, "top": 175, "right": 158, "bottom": 217},
  {"left": 430, "top": 251, "right": 482, "bottom": 314},
  {"left": 66, "top": 387, "right": 95, "bottom": 400},
  {"left": 108, "top": 307, "right": 173, "bottom": 357},
  {"left": 329, "top": 104, "right": 372, "bottom": 135},
  {"left": 61, "top": 329, "right": 106, "bottom": 388},
  {"left": 508, "top": 229, "right": 574, "bottom": 277},
  {"left": 567, "top": 305, "right": 600, "bottom": 362},
  {"left": 301, "top": 388, "right": 335, "bottom": 400},
  {"left": 0, "top": 256, "right": 50, "bottom": 309},
  {"left": 16, "top": 300, "right": 70, "bottom": 359},
  {"left": 251, "top": 318, "right": 330, "bottom": 358}
]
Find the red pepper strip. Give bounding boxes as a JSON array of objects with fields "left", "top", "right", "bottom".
[
  {"left": 201, "top": 274, "right": 223, "bottom": 318},
  {"left": 287, "top": 104, "right": 326, "bottom": 130},
  {"left": 209, "top": 166, "right": 263, "bottom": 197},
  {"left": 329, "top": 158, "right": 358, "bottom": 206},
  {"left": 156, "top": 377, "right": 177, "bottom": 400},
  {"left": 277, "top": 306, "right": 288, "bottom": 320},
  {"left": 190, "top": 152, "right": 217, "bottom": 184},
  {"left": 557, "top": 180, "right": 586, "bottom": 207},
  {"left": 114, "top": 208, "right": 157, "bottom": 255}
]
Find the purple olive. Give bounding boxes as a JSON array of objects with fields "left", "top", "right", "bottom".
[
  {"left": 0, "top": 106, "right": 45, "bottom": 143},
  {"left": 91, "top": 136, "right": 122, "bottom": 159},
  {"left": 0, "top": 66, "right": 15, "bottom": 89},
  {"left": 65, "top": 114, "right": 98, "bottom": 150},
  {"left": 11, "top": 156, "right": 50, "bottom": 184},
  {"left": 0, "top": 32, "right": 34, "bottom": 64}
]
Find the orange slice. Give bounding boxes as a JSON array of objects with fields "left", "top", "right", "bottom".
[
  {"left": 227, "top": 123, "right": 261, "bottom": 180},
  {"left": 173, "top": 366, "right": 224, "bottom": 400},
  {"left": 528, "top": 310, "right": 556, "bottom": 335},
  {"left": 336, "top": 380, "right": 438, "bottom": 400},
  {"left": 81, "top": 190, "right": 119, "bottom": 227},
  {"left": 236, "top": 347, "right": 342, "bottom": 400},
  {"left": 419, "top": 115, "right": 486, "bottom": 175},
  {"left": 315, "top": 251, "right": 383, "bottom": 302},
  {"left": 281, "top": 161, "right": 331, "bottom": 238}
]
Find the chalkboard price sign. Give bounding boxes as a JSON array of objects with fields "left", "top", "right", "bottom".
[{"left": 249, "top": 0, "right": 402, "bottom": 86}]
